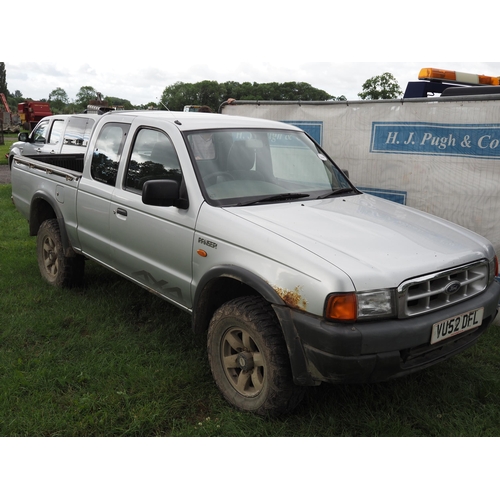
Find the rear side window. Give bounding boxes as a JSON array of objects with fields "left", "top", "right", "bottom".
[
  {"left": 48, "top": 120, "right": 65, "bottom": 145},
  {"left": 125, "top": 128, "right": 182, "bottom": 193},
  {"left": 64, "top": 117, "right": 96, "bottom": 147},
  {"left": 91, "top": 123, "right": 130, "bottom": 186}
]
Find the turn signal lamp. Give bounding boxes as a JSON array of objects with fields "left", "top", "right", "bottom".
[
  {"left": 419, "top": 68, "right": 500, "bottom": 86},
  {"left": 325, "top": 294, "right": 357, "bottom": 321}
]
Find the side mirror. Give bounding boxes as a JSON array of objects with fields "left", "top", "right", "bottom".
[
  {"left": 142, "top": 179, "right": 188, "bottom": 209},
  {"left": 18, "top": 132, "right": 29, "bottom": 142}
]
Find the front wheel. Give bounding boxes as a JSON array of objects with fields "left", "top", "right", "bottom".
[
  {"left": 37, "top": 219, "right": 85, "bottom": 288},
  {"left": 207, "top": 296, "right": 305, "bottom": 416}
]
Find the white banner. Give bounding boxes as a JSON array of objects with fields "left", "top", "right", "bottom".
[{"left": 223, "top": 99, "right": 500, "bottom": 256}]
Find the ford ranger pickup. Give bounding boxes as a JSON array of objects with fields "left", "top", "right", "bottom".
[{"left": 10, "top": 110, "right": 500, "bottom": 415}]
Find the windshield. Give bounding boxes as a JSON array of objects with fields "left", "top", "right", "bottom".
[{"left": 186, "top": 129, "right": 356, "bottom": 206}]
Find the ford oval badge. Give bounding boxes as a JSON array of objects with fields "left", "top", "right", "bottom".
[{"left": 445, "top": 281, "right": 461, "bottom": 295}]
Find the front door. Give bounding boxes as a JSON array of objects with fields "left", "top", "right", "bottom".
[{"left": 109, "top": 126, "right": 196, "bottom": 310}]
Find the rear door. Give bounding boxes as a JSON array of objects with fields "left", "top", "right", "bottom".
[
  {"left": 76, "top": 121, "right": 131, "bottom": 265},
  {"left": 109, "top": 124, "right": 196, "bottom": 310}
]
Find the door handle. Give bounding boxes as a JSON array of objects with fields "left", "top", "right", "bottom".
[{"left": 116, "top": 208, "right": 128, "bottom": 217}]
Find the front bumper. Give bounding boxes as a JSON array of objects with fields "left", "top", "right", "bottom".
[{"left": 274, "top": 281, "right": 500, "bottom": 386}]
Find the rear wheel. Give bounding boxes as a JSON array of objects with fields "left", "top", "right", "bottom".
[
  {"left": 207, "top": 296, "right": 305, "bottom": 416},
  {"left": 37, "top": 219, "right": 84, "bottom": 288}
]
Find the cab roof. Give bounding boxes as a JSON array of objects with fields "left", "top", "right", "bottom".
[{"left": 107, "top": 110, "right": 301, "bottom": 132}]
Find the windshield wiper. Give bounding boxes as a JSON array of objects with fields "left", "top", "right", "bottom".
[
  {"left": 317, "top": 187, "right": 356, "bottom": 199},
  {"left": 238, "top": 193, "right": 310, "bottom": 206}
]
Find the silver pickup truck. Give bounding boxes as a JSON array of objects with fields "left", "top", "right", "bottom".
[
  {"left": 8, "top": 113, "right": 101, "bottom": 169},
  {"left": 11, "top": 110, "right": 500, "bottom": 415}
]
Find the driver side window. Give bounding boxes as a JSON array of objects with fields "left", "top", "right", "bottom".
[
  {"left": 125, "top": 128, "right": 182, "bottom": 193},
  {"left": 32, "top": 120, "right": 49, "bottom": 143}
]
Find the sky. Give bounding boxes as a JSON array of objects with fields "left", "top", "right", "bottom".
[
  {"left": 4, "top": 1, "right": 498, "bottom": 107},
  {"left": 5, "top": 61, "right": 500, "bottom": 107}
]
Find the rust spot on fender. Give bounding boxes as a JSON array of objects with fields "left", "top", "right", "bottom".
[{"left": 273, "top": 286, "right": 308, "bottom": 311}]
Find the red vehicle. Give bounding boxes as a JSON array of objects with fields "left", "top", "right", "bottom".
[{"left": 18, "top": 101, "right": 52, "bottom": 130}]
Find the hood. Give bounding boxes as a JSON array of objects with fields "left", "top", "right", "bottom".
[
  {"left": 225, "top": 194, "right": 493, "bottom": 290},
  {"left": 9, "top": 140, "right": 22, "bottom": 151}
]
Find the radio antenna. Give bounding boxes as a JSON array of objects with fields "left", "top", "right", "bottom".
[
  {"left": 158, "top": 99, "right": 171, "bottom": 111},
  {"left": 157, "top": 99, "right": 182, "bottom": 125}
]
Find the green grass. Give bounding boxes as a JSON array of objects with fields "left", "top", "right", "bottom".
[
  {"left": 1, "top": 183, "right": 500, "bottom": 436},
  {"left": 0, "top": 134, "right": 16, "bottom": 165}
]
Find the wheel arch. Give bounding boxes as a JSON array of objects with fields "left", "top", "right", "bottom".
[
  {"left": 9, "top": 149, "right": 22, "bottom": 170},
  {"left": 29, "top": 193, "right": 76, "bottom": 258},
  {"left": 192, "top": 265, "right": 285, "bottom": 336}
]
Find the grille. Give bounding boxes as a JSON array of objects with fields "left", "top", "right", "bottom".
[{"left": 398, "top": 260, "right": 489, "bottom": 318}]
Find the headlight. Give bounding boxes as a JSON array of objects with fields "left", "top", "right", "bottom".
[{"left": 325, "top": 289, "right": 396, "bottom": 322}]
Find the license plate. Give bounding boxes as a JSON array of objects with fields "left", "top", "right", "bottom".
[{"left": 431, "top": 308, "right": 484, "bottom": 345}]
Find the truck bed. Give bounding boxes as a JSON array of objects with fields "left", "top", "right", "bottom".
[{"left": 24, "top": 153, "right": 85, "bottom": 173}]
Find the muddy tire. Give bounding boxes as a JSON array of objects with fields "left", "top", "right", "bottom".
[
  {"left": 207, "top": 296, "right": 305, "bottom": 416},
  {"left": 37, "top": 219, "right": 84, "bottom": 288}
]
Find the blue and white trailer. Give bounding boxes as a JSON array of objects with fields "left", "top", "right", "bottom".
[{"left": 221, "top": 68, "right": 500, "bottom": 259}]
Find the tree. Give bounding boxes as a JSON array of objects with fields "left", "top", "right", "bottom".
[
  {"left": 5, "top": 89, "right": 24, "bottom": 114},
  {"left": 276, "top": 82, "right": 333, "bottom": 101},
  {"left": 161, "top": 80, "right": 334, "bottom": 111},
  {"left": 161, "top": 82, "right": 199, "bottom": 111},
  {"left": 49, "top": 87, "right": 70, "bottom": 114},
  {"left": 49, "top": 87, "right": 69, "bottom": 105},
  {"left": 75, "top": 86, "right": 98, "bottom": 110},
  {"left": 105, "top": 96, "right": 133, "bottom": 110},
  {"left": 138, "top": 101, "right": 160, "bottom": 110},
  {"left": 197, "top": 80, "right": 226, "bottom": 110},
  {"left": 0, "top": 62, "right": 8, "bottom": 96},
  {"left": 358, "top": 72, "right": 402, "bottom": 100},
  {"left": 222, "top": 81, "right": 333, "bottom": 102}
]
